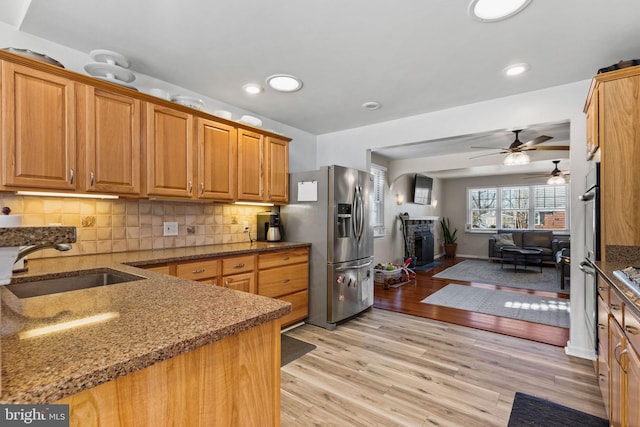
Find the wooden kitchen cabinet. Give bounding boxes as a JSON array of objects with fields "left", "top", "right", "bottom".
[
  {"left": 258, "top": 247, "right": 309, "bottom": 327},
  {"left": 585, "top": 67, "right": 640, "bottom": 260},
  {"left": 77, "top": 85, "right": 141, "bottom": 195},
  {"left": 585, "top": 81, "right": 600, "bottom": 160},
  {"left": 1, "top": 61, "right": 76, "bottom": 190},
  {"left": 265, "top": 136, "right": 289, "bottom": 203},
  {"left": 197, "top": 117, "right": 236, "bottom": 201},
  {"left": 222, "top": 254, "right": 256, "bottom": 293},
  {"left": 145, "top": 103, "right": 194, "bottom": 198},
  {"left": 56, "top": 319, "right": 281, "bottom": 426},
  {"left": 237, "top": 129, "right": 264, "bottom": 202},
  {"left": 175, "top": 258, "right": 220, "bottom": 285},
  {"left": 597, "top": 294, "right": 610, "bottom": 416}
]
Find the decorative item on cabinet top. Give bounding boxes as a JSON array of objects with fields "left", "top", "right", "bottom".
[
  {"left": 84, "top": 49, "right": 137, "bottom": 91},
  {"left": 2, "top": 47, "right": 65, "bottom": 68}
]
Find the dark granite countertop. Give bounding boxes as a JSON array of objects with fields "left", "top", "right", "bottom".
[{"left": 0, "top": 241, "right": 309, "bottom": 404}]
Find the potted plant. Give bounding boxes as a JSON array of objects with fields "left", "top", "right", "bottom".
[{"left": 440, "top": 217, "right": 458, "bottom": 258}]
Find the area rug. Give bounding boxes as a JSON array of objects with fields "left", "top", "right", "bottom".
[
  {"left": 421, "top": 284, "right": 570, "bottom": 327},
  {"left": 508, "top": 392, "right": 608, "bottom": 426},
  {"left": 281, "top": 334, "right": 316, "bottom": 367},
  {"left": 413, "top": 260, "right": 445, "bottom": 271},
  {"left": 433, "top": 259, "right": 568, "bottom": 294}
]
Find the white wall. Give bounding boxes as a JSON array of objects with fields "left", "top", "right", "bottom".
[
  {"left": 316, "top": 81, "right": 595, "bottom": 359},
  {"left": 0, "top": 22, "right": 318, "bottom": 173}
]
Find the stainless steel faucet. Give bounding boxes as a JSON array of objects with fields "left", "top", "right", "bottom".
[{"left": 15, "top": 243, "right": 72, "bottom": 264}]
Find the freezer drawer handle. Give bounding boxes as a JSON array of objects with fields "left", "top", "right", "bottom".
[{"left": 336, "top": 260, "right": 372, "bottom": 271}]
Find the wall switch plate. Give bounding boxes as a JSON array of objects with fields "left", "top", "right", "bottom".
[{"left": 163, "top": 221, "right": 178, "bottom": 236}]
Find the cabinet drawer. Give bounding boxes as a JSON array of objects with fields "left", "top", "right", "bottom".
[
  {"left": 222, "top": 255, "right": 255, "bottom": 275},
  {"left": 598, "top": 295, "right": 609, "bottom": 355},
  {"left": 258, "top": 248, "right": 309, "bottom": 269},
  {"left": 597, "top": 276, "right": 610, "bottom": 306},
  {"left": 258, "top": 264, "right": 308, "bottom": 298},
  {"left": 278, "top": 290, "right": 308, "bottom": 327},
  {"left": 625, "top": 307, "right": 640, "bottom": 354},
  {"left": 175, "top": 258, "right": 219, "bottom": 280},
  {"left": 609, "top": 289, "right": 624, "bottom": 327}
]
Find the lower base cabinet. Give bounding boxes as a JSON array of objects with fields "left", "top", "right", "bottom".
[{"left": 56, "top": 320, "right": 281, "bottom": 426}]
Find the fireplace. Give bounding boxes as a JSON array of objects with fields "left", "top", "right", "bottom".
[
  {"left": 414, "top": 231, "right": 434, "bottom": 266},
  {"left": 400, "top": 215, "right": 438, "bottom": 266}
]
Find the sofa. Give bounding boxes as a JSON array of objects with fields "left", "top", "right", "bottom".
[{"left": 488, "top": 230, "right": 570, "bottom": 265}]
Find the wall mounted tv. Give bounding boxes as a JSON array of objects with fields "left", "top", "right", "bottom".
[{"left": 413, "top": 174, "right": 433, "bottom": 205}]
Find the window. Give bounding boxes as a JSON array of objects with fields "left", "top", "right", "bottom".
[
  {"left": 468, "top": 184, "right": 568, "bottom": 231},
  {"left": 371, "top": 164, "right": 387, "bottom": 237}
]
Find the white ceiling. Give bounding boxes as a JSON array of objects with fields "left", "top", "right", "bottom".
[
  {"left": 2, "top": 0, "right": 638, "bottom": 179},
  {"left": 5, "top": 0, "right": 640, "bottom": 138}
]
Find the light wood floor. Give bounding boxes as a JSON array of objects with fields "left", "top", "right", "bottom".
[{"left": 281, "top": 308, "right": 606, "bottom": 426}]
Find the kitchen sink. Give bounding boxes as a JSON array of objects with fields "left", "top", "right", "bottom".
[{"left": 5, "top": 268, "right": 146, "bottom": 298}]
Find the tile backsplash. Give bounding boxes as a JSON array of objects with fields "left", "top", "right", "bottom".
[{"left": 0, "top": 195, "right": 267, "bottom": 259}]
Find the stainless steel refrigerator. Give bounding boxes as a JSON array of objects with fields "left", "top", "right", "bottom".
[{"left": 282, "top": 165, "right": 374, "bottom": 330}]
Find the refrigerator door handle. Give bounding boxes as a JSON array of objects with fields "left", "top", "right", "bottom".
[
  {"left": 353, "top": 185, "right": 364, "bottom": 241},
  {"left": 336, "top": 260, "right": 373, "bottom": 271}
]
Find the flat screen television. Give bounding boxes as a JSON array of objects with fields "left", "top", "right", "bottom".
[{"left": 413, "top": 174, "right": 433, "bottom": 205}]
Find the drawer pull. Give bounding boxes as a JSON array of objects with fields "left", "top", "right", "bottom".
[
  {"left": 225, "top": 280, "right": 229, "bottom": 288},
  {"left": 281, "top": 279, "right": 290, "bottom": 284},
  {"left": 192, "top": 269, "right": 206, "bottom": 274},
  {"left": 610, "top": 304, "right": 621, "bottom": 311},
  {"left": 598, "top": 323, "right": 606, "bottom": 330},
  {"left": 282, "top": 256, "right": 290, "bottom": 261},
  {"left": 625, "top": 326, "right": 639, "bottom": 335},
  {"left": 234, "top": 263, "right": 245, "bottom": 269},
  {"left": 598, "top": 286, "right": 607, "bottom": 291}
]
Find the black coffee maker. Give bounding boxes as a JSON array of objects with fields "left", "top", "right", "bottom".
[{"left": 257, "top": 212, "right": 282, "bottom": 242}]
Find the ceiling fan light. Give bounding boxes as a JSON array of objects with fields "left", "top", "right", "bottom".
[
  {"left": 503, "top": 151, "right": 530, "bottom": 166},
  {"left": 547, "top": 175, "right": 566, "bottom": 185}
]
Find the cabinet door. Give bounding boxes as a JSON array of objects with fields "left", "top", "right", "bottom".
[
  {"left": 223, "top": 272, "right": 255, "bottom": 293},
  {"left": 610, "top": 321, "right": 626, "bottom": 427},
  {"left": 627, "top": 344, "right": 640, "bottom": 427},
  {"left": 265, "top": 136, "right": 288, "bottom": 203},
  {"left": 1, "top": 61, "right": 76, "bottom": 190},
  {"left": 196, "top": 118, "right": 236, "bottom": 200},
  {"left": 586, "top": 84, "right": 600, "bottom": 159},
  {"left": 146, "top": 103, "right": 194, "bottom": 197},
  {"left": 78, "top": 85, "right": 141, "bottom": 194},
  {"left": 237, "top": 129, "right": 264, "bottom": 201},
  {"left": 600, "top": 75, "right": 640, "bottom": 248}
]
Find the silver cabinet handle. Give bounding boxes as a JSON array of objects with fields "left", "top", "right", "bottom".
[
  {"left": 234, "top": 263, "right": 245, "bottom": 269},
  {"left": 610, "top": 304, "right": 621, "bottom": 311},
  {"left": 282, "top": 256, "right": 290, "bottom": 261},
  {"left": 224, "top": 280, "right": 229, "bottom": 288},
  {"left": 625, "top": 326, "right": 639, "bottom": 335},
  {"left": 200, "top": 182, "right": 205, "bottom": 196},
  {"left": 69, "top": 168, "right": 75, "bottom": 184},
  {"left": 90, "top": 171, "right": 95, "bottom": 186},
  {"left": 191, "top": 269, "right": 205, "bottom": 274},
  {"left": 188, "top": 181, "right": 193, "bottom": 194},
  {"left": 281, "top": 279, "right": 290, "bottom": 283}
]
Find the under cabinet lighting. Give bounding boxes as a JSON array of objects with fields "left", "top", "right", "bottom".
[
  {"left": 16, "top": 191, "right": 119, "bottom": 199},
  {"left": 233, "top": 201, "right": 275, "bottom": 207}
]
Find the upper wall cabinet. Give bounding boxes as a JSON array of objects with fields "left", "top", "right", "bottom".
[
  {"left": 145, "top": 103, "right": 194, "bottom": 198},
  {"left": 265, "top": 136, "right": 289, "bottom": 204},
  {"left": 77, "top": 84, "right": 142, "bottom": 195},
  {"left": 0, "top": 51, "right": 291, "bottom": 202},
  {"left": 1, "top": 61, "right": 76, "bottom": 190},
  {"left": 197, "top": 118, "right": 236, "bottom": 201}
]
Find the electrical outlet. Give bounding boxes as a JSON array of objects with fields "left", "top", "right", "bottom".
[
  {"left": 163, "top": 221, "right": 178, "bottom": 236},
  {"left": 243, "top": 221, "right": 249, "bottom": 232}
]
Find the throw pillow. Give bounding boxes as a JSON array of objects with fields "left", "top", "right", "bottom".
[{"left": 494, "top": 233, "right": 516, "bottom": 247}]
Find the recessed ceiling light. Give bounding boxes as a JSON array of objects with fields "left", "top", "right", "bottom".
[
  {"left": 362, "top": 101, "right": 382, "bottom": 110},
  {"left": 469, "top": 0, "right": 532, "bottom": 22},
  {"left": 503, "top": 63, "right": 530, "bottom": 77},
  {"left": 266, "top": 74, "right": 303, "bottom": 92},
  {"left": 242, "top": 83, "right": 263, "bottom": 95}
]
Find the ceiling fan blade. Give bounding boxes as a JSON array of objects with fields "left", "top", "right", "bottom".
[
  {"left": 523, "top": 135, "right": 553, "bottom": 146},
  {"left": 469, "top": 151, "right": 504, "bottom": 159},
  {"left": 470, "top": 146, "right": 507, "bottom": 149},
  {"left": 523, "top": 145, "right": 570, "bottom": 151}
]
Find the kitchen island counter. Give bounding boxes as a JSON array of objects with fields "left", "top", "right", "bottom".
[{"left": 0, "top": 241, "right": 309, "bottom": 404}]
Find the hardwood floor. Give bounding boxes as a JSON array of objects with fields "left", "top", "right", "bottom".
[
  {"left": 374, "top": 257, "right": 570, "bottom": 347},
  {"left": 281, "top": 308, "right": 606, "bottom": 426},
  {"left": 280, "top": 257, "right": 606, "bottom": 426}
]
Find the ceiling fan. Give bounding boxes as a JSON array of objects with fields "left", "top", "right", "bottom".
[
  {"left": 469, "top": 130, "right": 569, "bottom": 164},
  {"left": 525, "top": 160, "right": 571, "bottom": 184}
]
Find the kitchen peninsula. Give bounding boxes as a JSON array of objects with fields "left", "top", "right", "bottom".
[{"left": 0, "top": 241, "right": 309, "bottom": 426}]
